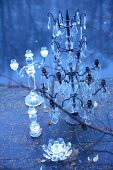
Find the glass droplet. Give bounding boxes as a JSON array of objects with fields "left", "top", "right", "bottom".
[
  {"left": 48, "top": 16, "right": 51, "bottom": 29},
  {"left": 80, "top": 27, "right": 82, "bottom": 39},
  {"left": 76, "top": 10, "right": 80, "bottom": 25},
  {"left": 59, "top": 12, "right": 63, "bottom": 23},
  {"left": 83, "top": 15, "right": 86, "bottom": 29},
  {"left": 53, "top": 23, "right": 59, "bottom": 37}
]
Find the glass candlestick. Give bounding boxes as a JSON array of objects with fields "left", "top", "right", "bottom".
[{"left": 10, "top": 49, "right": 45, "bottom": 138}]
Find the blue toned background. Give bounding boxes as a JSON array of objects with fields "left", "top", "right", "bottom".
[
  {"left": 0, "top": 0, "right": 113, "bottom": 84},
  {"left": 1, "top": 1, "right": 113, "bottom": 169}
]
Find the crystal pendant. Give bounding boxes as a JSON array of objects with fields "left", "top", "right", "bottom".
[
  {"left": 83, "top": 15, "right": 86, "bottom": 29},
  {"left": 51, "top": 115, "right": 59, "bottom": 124},
  {"left": 48, "top": 16, "right": 51, "bottom": 29},
  {"left": 75, "top": 25, "right": 78, "bottom": 35},
  {"left": 51, "top": 110, "right": 59, "bottom": 124},
  {"left": 59, "top": 12, "right": 62, "bottom": 23},
  {"left": 51, "top": 43, "right": 55, "bottom": 51},
  {"left": 94, "top": 67, "right": 101, "bottom": 80},
  {"left": 71, "top": 23, "right": 78, "bottom": 36},
  {"left": 85, "top": 115, "right": 91, "bottom": 125},
  {"left": 65, "top": 41, "right": 73, "bottom": 50},
  {"left": 76, "top": 10, "right": 80, "bottom": 25},
  {"left": 80, "top": 27, "right": 82, "bottom": 39},
  {"left": 53, "top": 24, "right": 59, "bottom": 37}
]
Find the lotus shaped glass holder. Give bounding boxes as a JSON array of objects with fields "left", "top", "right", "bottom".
[{"left": 42, "top": 138, "right": 72, "bottom": 161}]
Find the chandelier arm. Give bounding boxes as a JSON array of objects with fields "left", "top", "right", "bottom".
[
  {"left": 77, "top": 66, "right": 95, "bottom": 77},
  {"left": 47, "top": 13, "right": 56, "bottom": 23},
  {"left": 59, "top": 24, "right": 73, "bottom": 29},
  {"left": 48, "top": 92, "right": 58, "bottom": 99},
  {"left": 57, "top": 64, "right": 66, "bottom": 74},
  {"left": 59, "top": 48, "right": 68, "bottom": 52},
  {"left": 33, "top": 61, "right": 44, "bottom": 69},
  {"left": 80, "top": 13, "right": 86, "bottom": 16},
  {"left": 92, "top": 88, "right": 102, "bottom": 95},
  {"left": 76, "top": 71, "right": 86, "bottom": 76},
  {"left": 61, "top": 93, "right": 78, "bottom": 108},
  {"left": 75, "top": 96, "right": 85, "bottom": 108},
  {"left": 81, "top": 39, "right": 87, "bottom": 43},
  {"left": 103, "top": 86, "right": 107, "bottom": 93},
  {"left": 63, "top": 79, "right": 70, "bottom": 83},
  {"left": 62, "top": 97, "right": 72, "bottom": 108},
  {"left": 56, "top": 44, "right": 70, "bottom": 52},
  {"left": 44, "top": 74, "right": 48, "bottom": 79},
  {"left": 18, "top": 66, "right": 28, "bottom": 78},
  {"left": 48, "top": 74, "right": 56, "bottom": 78},
  {"left": 90, "top": 67, "right": 96, "bottom": 71},
  {"left": 79, "top": 80, "right": 84, "bottom": 82}
]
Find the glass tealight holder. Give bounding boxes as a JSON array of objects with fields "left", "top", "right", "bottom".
[
  {"left": 40, "top": 47, "right": 48, "bottom": 58},
  {"left": 42, "top": 138, "right": 72, "bottom": 161},
  {"left": 10, "top": 59, "right": 19, "bottom": 71}
]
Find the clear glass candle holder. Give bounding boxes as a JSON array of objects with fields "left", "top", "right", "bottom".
[{"left": 42, "top": 138, "right": 72, "bottom": 161}]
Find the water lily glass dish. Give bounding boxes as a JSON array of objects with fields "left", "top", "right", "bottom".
[{"left": 42, "top": 138, "right": 72, "bottom": 161}]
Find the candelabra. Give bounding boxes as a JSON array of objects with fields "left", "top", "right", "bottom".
[
  {"left": 10, "top": 48, "right": 48, "bottom": 137},
  {"left": 10, "top": 9, "right": 107, "bottom": 137}
]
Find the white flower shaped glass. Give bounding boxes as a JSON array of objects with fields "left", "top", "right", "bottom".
[{"left": 42, "top": 138, "right": 72, "bottom": 161}]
